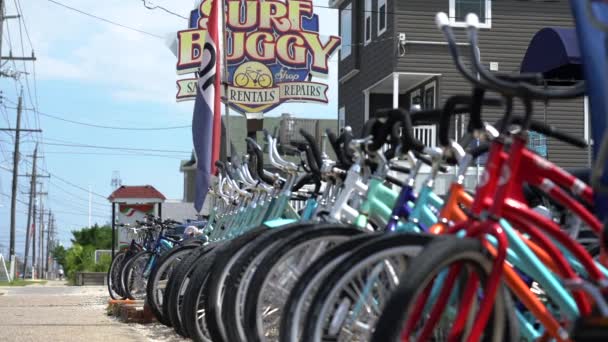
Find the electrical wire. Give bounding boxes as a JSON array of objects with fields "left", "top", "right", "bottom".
[
  {"left": 46, "top": 0, "right": 164, "bottom": 39},
  {"left": 42, "top": 151, "right": 188, "bottom": 160},
  {"left": 40, "top": 138, "right": 191, "bottom": 154},
  {"left": 20, "top": 158, "right": 107, "bottom": 200},
  {"left": 37, "top": 111, "right": 191, "bottom": 131},
  {"left": 140, "top": 0, "right": 188, "bottom": 19}
]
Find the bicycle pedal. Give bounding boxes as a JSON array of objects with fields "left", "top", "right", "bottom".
[{"left": 572, "top": 316, "right": 608, "bottom": 341}]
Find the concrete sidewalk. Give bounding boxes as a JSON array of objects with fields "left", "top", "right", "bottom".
[{"left": 0, "top": 281, "right": 147, "bottom": 342}]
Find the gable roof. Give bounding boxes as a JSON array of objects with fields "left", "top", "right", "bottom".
[{"left": 108, "top": 185, "right": 166, "bottom": 201}]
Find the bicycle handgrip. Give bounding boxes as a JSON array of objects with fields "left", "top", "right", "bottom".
[
  {"left": 326, "top": 129, "right": 345, "bottom": 164},
  {"left": 304, "top": 145, "right": 321, "bottom": 175},
  {"left": 390, "top": 165, "right": 411, "bottom": 174},
  {"left": 299, "top": 129, "right": 323, "bottom": 168},
  {"left": 415, "top": 152, "right": 449, "bottom": 173},
  {"left": 246, "top": 137, "right": 274, "bottom": 184},
  {"left": 392, "top": 109, "right": 426, "bottom": 153}
]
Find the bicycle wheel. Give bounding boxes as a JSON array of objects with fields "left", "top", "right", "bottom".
[
  {"left": 165, "top": 243, "right": 219, "bottom": 336},
  {"left": 208, "top": 223, "right": 322, "bottom": 342},
  {"left": 182, "top": 227, "right": 270, "bottom": 342},
  {"left": 371, "top": 237, "right": 515, "bottom": 342},
  {"left": 243, "top": 226, "right": 364, "bottom": 342},
  {"left": 107, "top": 251, "right": 127, "bottom": 300},
  {"left": 279, "top": 234, "right": 381, "bottom": 342},
  {"left": 235, "top": 73, "right": 250, "bottom": 87},
  {"left": 301, "top": 233, "right": 436, "bottom": 342},
  {"left": 258, "top": 74, "right": 272, "bottom": 87},
  {"left": 122, "top": 250, "right": 153, "bottom": 300},
  {"left": 146, "top": 243, "right": 201, "bottom": 325}
]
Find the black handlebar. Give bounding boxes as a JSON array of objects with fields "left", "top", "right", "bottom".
[
  {"left": 499, "top": 116, "right": 588, "bottom": 149},
  {"left": 246, "top": 137, "right": 275, "bottom": 185},
  {"left": 299, "top": 129, "right": 323, "bottom": 169}
]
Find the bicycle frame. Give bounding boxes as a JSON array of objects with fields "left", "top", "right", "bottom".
[{"left": 417, "top": 133, "right": 606, "bottom": 341}]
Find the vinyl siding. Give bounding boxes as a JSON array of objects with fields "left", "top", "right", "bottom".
[
  {"left": 338, "top": 0, "right": 396, "bottom": 136},
  {"left": 392, "top": 0, "right": 586, "bottom": 168}
]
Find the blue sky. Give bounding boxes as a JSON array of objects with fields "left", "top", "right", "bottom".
[{"left": 0, "top": 0, "right": 338, "bottom": 254}]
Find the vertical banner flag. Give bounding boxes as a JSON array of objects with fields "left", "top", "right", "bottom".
[{"left": 192, "top": 0, "right": 222, "bottom": 212}]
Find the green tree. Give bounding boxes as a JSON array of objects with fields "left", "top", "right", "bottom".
[
  {"left": 70, "top": 224, "right": 112, "bottom": 249},
  {"left": 51, "top": 245, "right": 67, "bottom": 270}
]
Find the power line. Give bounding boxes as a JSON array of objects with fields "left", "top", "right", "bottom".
[
  {"left": 47, "top": 179, "right": 108, "bottom": 207},
  {"left": 20, "top": 158, "right": 107, "bottom": 200},
  {"left": 37, "top": 111, "right": 191, "bottom": 131},
  {"left": 46, "top": 0, "right": 164, "bottom": 39},
  {"left": 46, "top": 209, "right": 108, "bottom": 219},
  {"left": 42, "top": 151, "right": 188, "bottom": 160},
  {"left": 40, "top": 139, "right": 191, "bottom": 154},
  {"left": 140, "top": 0, "right": 188, "bottom": 19}
]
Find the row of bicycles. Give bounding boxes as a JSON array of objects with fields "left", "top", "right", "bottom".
[
  {"left": 106, "top": 214, "right": 205, "bottom": 301},
  {"left": 110, "top": 10, "right": 608, "bottom": 342}
]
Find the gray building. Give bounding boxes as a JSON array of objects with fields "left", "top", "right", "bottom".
[
  {"left": 180, "top": 115, "right": 339, "bottom": 202},
  {"left": 333, "top": 0, "right": 590, "bottom": 168}
]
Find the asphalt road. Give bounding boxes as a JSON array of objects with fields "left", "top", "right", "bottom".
[{"left": 0, "top": 281, "right": 150, "bottom": 342}]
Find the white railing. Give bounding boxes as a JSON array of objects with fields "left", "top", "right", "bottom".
[{"left": 413, "top": 125, "right": 437, "bottom": 148}]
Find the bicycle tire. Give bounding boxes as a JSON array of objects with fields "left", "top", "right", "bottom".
[
  {"left": 209, "top": 222, "right": 325, "bottom": 342},
  {"left": 165, "top": 243, "right": 219, "bottom": 336},
  {"left": 235, "top": 73, "right": 249, "bottom": 87},
  {"left": 146, "top": 243, "right": 200, "bottom": 325},
  {"left": 258, "top": 74, "right": 272, "bottom": 88},
  {"left": 279, "top": 233, "right": 382, "bottom": 342},
  {"left": 301, "top": 233, "right": 437, "bottom": 342},
  {"left": 107, "top": 251, "right": 127, "bottom": 300},
  {"left": 121, "top": 250, "right": 153, "bottom": 300},
  {"left": 243, "top": 226, "right": 365, "bottom": 342},
  {"left": 371, "top": 237, "right": 516, "bottom": 342},
  {"left": 183, "top": 227, "right": 270, "bottom": 342}
]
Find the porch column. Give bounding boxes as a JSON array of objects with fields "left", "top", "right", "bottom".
[{"left": 392, "top": 73, "right": 399, "bottom": 108}]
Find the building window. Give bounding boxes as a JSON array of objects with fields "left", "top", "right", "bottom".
[
  {"left": 364, "top": 0, "right": 372, "bottom": 45},
  {"left": 410, "top": 89, "right": 422, "bottom": 111},
  {"left": 449, "top": 0, "right": 492, "bottom": 28},
  {"left": 424, "top": 82, "right": 436, "bottom": 109},
  {"left": 338, "top": 107, "right": 346, "bottom": 130},
  {"left": 340, "top": 4, "right": 352, "bottom": 60},
  {"left": 378, "top": 0, "right": 387, "bottom": 36}
]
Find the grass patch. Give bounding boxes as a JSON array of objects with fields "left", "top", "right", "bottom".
[{"left": 0, "top": 279, "right": 47, "bottom": 286}]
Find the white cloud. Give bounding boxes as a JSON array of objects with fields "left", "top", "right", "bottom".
[{"left": 16, "top": 0, "right": 339, "bottom": 116}]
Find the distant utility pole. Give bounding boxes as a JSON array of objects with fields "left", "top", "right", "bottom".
[
  {"left": 22, "top": 145, "right": 37, "bottom": 278},
  {"left": 0, "top": 1, "right": 34, "bottom": 66},
  {"left": 1, "top": 91, "right": 41, "bottom": 279},
  {"left": 38, "top": 188, "right": 44, "bottom": 278},
  {"left": 88, "top": 186, "right": 92, "bottom": 228},
  {"left": 45, "top": 210, "right": 51, "bottom": 277},
  {"left": 7, "top": 93, "right": 21, "bottom": 278},
  {"left": 31, "top": 197, "right": 36, "bottom": 280}
]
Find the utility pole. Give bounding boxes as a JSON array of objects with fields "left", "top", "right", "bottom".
[
  {"left": 22, "top": 144, "right": 37, "bottom": 278},
  {"left": 38, "top": 188, "right": 44, "bottom": 278},
  {"left": 45, "top": 210, "right": 51, "bottom": 277},
  {"left": 88, "top": 186, "right": 92, "bottom": 228},
  {"left": 8, "top": 92, "right": 22, "bottom": 279},
  {"left": 0, "top": 0, "right": 4, "bottom": 61},
  {"left": 31, "top": 196, "right": 36, "bottom": 279},
  {"left": 0, "top": 3, "right": 33, "bottom": 65}
]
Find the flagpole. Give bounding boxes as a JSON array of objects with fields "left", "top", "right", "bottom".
[{"left": 220, "top": 0, "right": 231, "bottom": 158}]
